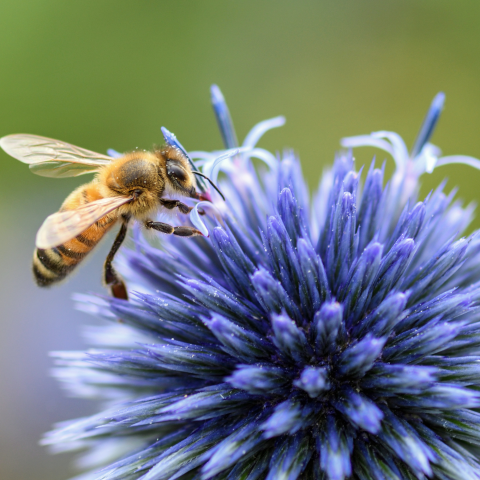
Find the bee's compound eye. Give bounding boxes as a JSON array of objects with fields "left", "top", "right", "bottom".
[{"left": 167, "top": 162, "right": 187, "bottom": 183}]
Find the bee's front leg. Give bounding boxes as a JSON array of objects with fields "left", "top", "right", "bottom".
[
  {"left": 160, "top": 199, "right": 192, "bottom": 214},
  {"left": 159, "top": 199, "right": 206, "bottom": 216},
  {"left": 145, "top": 221, "right": 204, "bottom": 237}
]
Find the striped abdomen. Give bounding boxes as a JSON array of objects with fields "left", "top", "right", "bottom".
[{"left": 33, "top": 182, "right": 118, "bottom": 287}]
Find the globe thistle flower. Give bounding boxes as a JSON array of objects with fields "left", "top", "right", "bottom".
[{"left": 43, "top": 86, "right": 480, "bottom": 480}]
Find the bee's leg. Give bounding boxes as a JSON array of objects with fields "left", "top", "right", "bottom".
[
  {"left": 146, "top": 221, "right": 204, "bottom": 237},
  {"left": 160, "top": 199, "right": 205, "bottom": 215},
  {"left": 160, "top": 199, "right": 192, "bottom": 214},
  {"left": 104, "top": 222, "right": 129, "bottom": 300}
]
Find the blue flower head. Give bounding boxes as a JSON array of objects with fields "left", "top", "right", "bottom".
[{"left": 44, "top": 87, "right": 480, "bottom": 480}]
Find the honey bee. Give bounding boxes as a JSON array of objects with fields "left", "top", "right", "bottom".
[{"left": 0, "top": 130, "right": 223, "bottom": 300}]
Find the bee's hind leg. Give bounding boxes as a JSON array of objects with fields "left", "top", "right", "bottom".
[
  {"left": 146, "top": 221, "right": 204, "bottom": 237},
  {"left": 104, "top": 221, "right": 129, "bottom": 300}
]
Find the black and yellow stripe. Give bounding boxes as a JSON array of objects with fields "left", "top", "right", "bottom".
[
  {"left": 32, "top": 182, "right": 119, "bottom": 287},
  {"left": 32, "top": 245, "right": 87, "bottom": 286}
]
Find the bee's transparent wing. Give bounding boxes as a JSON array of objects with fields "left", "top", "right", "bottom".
[
  {"left": 0, "top": 134, "right": 113, "bottom": 178},
  {"left": 36, "top": 196, "right": 132, "bottom": 249}
]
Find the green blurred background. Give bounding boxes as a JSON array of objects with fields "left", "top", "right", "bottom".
[{"left": 1, "top": 1, "right": 480, "bottom": 479}]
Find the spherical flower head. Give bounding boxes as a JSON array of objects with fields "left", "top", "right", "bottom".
[{"left": 44, "top": 87, "right": 480, "bottom": 480}]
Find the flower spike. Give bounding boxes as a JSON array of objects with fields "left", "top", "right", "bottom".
[
  {"left": 410, "top": 91, "right": 445, "bottom": 159},
  {"left": 211, "top": 84, "right": 239, "bottom": 149}
]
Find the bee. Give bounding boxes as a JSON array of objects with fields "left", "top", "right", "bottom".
[{"left": 0, "top": 130, "right": 223, "bottom": 300}]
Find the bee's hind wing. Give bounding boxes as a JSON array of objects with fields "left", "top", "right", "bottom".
[
  {"left": 36, "top": 196, "right": 133, "bottom": 249},
  {"left": 0, "top": 134, "right": 114, "bottom": 178}
]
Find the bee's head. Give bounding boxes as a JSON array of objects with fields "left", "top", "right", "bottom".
[
  {"left": 159, "top": 127, "right": 225, "bottom": 202},
  {"left": 160, "top": 146, "right": 198, "bottom": 198}
]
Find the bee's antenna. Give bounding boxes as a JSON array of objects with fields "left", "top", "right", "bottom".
[{"left": 192, "top": 171, "right": 226, "bottom": 201}]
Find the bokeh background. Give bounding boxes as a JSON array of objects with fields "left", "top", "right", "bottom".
[{"left": 1, "top": 1, "right": 480, "bottom": 479}]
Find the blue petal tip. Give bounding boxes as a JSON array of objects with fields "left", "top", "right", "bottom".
[
  {"left": 161, "top": 126, "right": 176, "bottom": 146},
  {"left": 210, "top": 84, "right": 224, "bottom": 103},
  {"left": 411, "top": 92, "right": 446, "bottom": 158}
]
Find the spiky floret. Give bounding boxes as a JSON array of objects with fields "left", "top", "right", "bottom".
[{"left": 44, "top": 88, "right": 480, "bottom": 480}]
